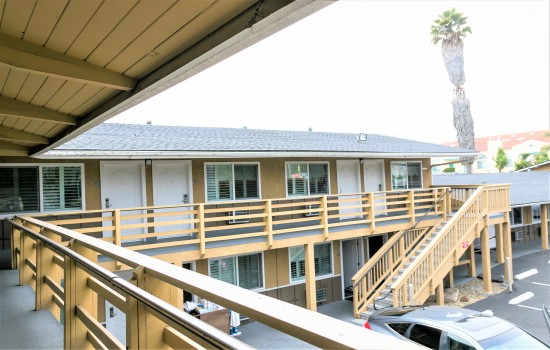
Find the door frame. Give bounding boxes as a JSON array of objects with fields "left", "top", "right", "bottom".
[
  {"left": 340, "top": 238, "right": 366, "bottom": 299},
  {"left": 336, "top": 159, "right": 362, "bottom": 219}
]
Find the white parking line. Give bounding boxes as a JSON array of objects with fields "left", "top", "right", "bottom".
[
  {"left": 514, "top": 269, "right": 538, "bottom": 280},
  {"left": 509, "top": 292, "right": 534, "bottom": 305},
  {"left": 517, "top": 305, "right": 543, "bottom": 311},
  {"left": 532, "top": 282, "right": 550, "bottom": 287}
]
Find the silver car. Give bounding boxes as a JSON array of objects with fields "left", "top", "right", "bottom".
[{"left": 364, "top": 306, "right": 549, "bottom": 349}]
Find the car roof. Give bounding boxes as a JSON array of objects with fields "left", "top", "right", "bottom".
[{"left": 370, "top": 306, "right": 515, "bottom": 342}]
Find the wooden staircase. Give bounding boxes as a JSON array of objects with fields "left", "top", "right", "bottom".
[{"left": 352, "top": 185, "right": 511, "bottom": 319}]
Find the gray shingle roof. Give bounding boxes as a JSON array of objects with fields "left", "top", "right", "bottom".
[
  {"left": 433, "top": 172, "right": 550, "bottom": 206},
  {"left": 53, "top": 123, "right": 475, "bottom": 157}
]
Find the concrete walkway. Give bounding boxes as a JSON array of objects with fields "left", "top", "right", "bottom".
[{"left": 0, "top": 268, "right": 63, "bottom": 349}]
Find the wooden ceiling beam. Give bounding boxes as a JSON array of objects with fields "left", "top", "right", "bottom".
[
  {"left": 0, "top": 33, "right": 137, "bottom": 91},
  {"left": 0, "top": 126, "right": 49, "bottom": 144},
  {"left": 0, "top": 96, "right": 78, "bottom": 125},
  {"left": 0, "top": 140, "right": 29, "bottom": 156}
]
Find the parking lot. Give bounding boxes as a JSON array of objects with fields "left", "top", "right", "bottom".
[{"left": 239, "top": 240, "right": 550, "bottom": 348}]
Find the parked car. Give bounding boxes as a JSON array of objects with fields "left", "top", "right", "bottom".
[{"left": 364, "top": 306, "right": 549, "bottom": 349}]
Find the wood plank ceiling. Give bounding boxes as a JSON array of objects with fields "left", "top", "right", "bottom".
[{"left": 0, "top": 0, "right": 333, "bottom": 157}]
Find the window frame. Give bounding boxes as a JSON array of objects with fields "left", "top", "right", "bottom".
[
  {"left": 510, "top": 207, "right": 523, "bottom": 227},
  {"left": 390, "top": 161, "right": 423, "bottom": 190},
  {"left": 532, "top": 204, "right": 541, "bottom": 223},
  {"left": 0, "top": 163, "right": 85, "bottom": 215},
  {"left": 285, "top": 161, "right": 330, "bottom": 198},
  {"left": 288, "top": 242, "right": 333, "bottom": 283},
  {"left": 208, "top": 252, "right": 265, "bottom": 291},
  {"left": 204, "top": 162, "right": 261, "bottom": 202}
]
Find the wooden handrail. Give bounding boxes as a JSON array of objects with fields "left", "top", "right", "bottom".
[
  {"left": 9, "top": 217, "right": 421, "bottom": 350},
  {"left": 351, "top": 188, "right": 451, "bottom": 317},
  {"left": 390, "top": 185, "right": 510, "bottom": 306}
]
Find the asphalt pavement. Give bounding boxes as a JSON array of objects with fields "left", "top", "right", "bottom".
[
  {"left": 467, "top": 248, "right": 550, "bottom": 345},
  {"left": 238, "top": 239, "right": 550, "bottom": 349}
]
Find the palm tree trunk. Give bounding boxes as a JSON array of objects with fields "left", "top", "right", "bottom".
[
  {"left": 452, "top": 88, "right": 475, "bottom": 173},
  {"left": 442, "top": 38, "right": 465, "bottom": 87}
]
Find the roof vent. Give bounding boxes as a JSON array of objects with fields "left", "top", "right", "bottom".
[
  {"left": 357, "top": 133, "right": 367, "bottom": 142},
  {"left": 146, "top": 120, "right": 152, "bottom": 125}
]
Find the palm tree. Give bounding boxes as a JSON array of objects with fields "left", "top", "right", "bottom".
[{"left": 431, "top": 8, "right": 476, "bottom": 173}]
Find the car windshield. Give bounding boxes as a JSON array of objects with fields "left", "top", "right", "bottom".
[{"left": 478, "top": 326, "right": 549, "bottom": 349}]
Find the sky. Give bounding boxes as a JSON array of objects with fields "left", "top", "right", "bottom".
[{"left": 109, "top": 0, "right": 550, "bottom": 144}]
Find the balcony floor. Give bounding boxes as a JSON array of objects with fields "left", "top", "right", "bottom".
[{"left": 0, "top": 264, "right": 63, "bottom": 349}]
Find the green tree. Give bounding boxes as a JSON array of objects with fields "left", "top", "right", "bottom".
[
  {"left": 515, "top": 153, "right": 532, "bottom": 171},
  {"left": 494, "top": 147, "right": 508, "bottom": 172},
  {"left": 431, "top": 9, "right": 475, "bottom": 173},
  {"left": 534, "top": 144, "right": 550, "bottom": 164}
]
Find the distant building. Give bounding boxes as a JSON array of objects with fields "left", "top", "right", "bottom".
[{"left": 433, "top": 130, "right": 549, "bottom": 174}]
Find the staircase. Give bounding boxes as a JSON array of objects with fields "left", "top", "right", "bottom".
[{"left": 352, "top": 185, "right": 510, "bottom": 319}]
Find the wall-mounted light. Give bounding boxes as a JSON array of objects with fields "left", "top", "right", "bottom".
[{"left": 145, "top": 159, "right": 152, "bottom": 166}]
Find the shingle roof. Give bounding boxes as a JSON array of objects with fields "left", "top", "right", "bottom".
[
  {"left": 50, "top": 123, "right": 475, "bottom": 158},
  {"left": 433, "top": 172, "right": 550, "bottom": 206}
]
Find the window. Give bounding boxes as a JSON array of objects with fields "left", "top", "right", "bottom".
[
  {"left": 532, "top": 204, "right": 541, "bottom": 223},
  {"left": 0, "top": 165, "right": 83, "bottom": 214},
  {"left": 390, "top": 162, "right": 422, "bottom": 190},
  {"left": 209, "top": 253, "right": 263, "bottom": 290},
  {"left": 286, "top": 162, "right": 329, "bottom": 197},
  {"left": 408, "top": 324, "right": 442, "bottom": 349},
  {"left": 510, "top": 207, "right": 523, "bottom": 226},
  {"left": 387, "top": 323, "right": 412, "bottom": 336},
  {"left": 0, "top": 167, "right": 39, "bottom": 213},
  {"left": 205, "top": 163, "right": 259, "bottom": 202},
  {"left": 43, "top": 166, "right": 82, "bottom": 211},
  {"left": 289, "top": 243, "right": 332, "bottom": 282},
  {"left": 476, "top": 155, "right": 487, "bottom": 170},
  {"left": 444, "top": 332, "right": 476, "bottom": 350}
]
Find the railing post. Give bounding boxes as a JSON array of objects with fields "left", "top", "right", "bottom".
[
  {"left": 64, "top": 240, "right": 98, "bottom": 349},
  {"left": 368, "top": 193, "right": 375, "bottom": 232},
  {"left": 408, "top": 191, "right": 415, "bottom": 226},
  {"left": 321, "top": 196, "right": 329, "bottom": 240},
  {"left": 480, "top": 223, "right": 492, "bottom": 293},
  {"left": 266, "top": 199, "right": 273, "bottom": 248},
  {"left": 114, "top": 209, "right": 122, "bottom": 246},
  {"left": 19, "top": 222, "right": 34, "bottom": 287},
  {"left": 198, "top": 204, "right": 205, "bottom": 257},
  {"left": 35, "top": 230, "right": 55, "bottom": 311},
  {"left": 10, "top": 217, "right": 22, "bottom": 270},
  {"left": 133, "top": 266, "right": 179, "bottom": 349}
]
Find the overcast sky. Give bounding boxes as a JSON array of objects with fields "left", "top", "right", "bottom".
[{"left": 109, "top": 0, "right": 550, "bottom": 144}]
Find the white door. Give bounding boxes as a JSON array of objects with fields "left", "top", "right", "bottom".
[
  {"left": 105, "top": 301, "right": 126, "bottom": 346},
  {"left": 100, "top": 161, "right": 146, "bottom": 242},
  {"left": 336, "top": 160, "right": 362, "bottom": 219},
  {"left": 152, "top": 160, "right": 193, "bottom": 239},
  {"left": 363, "top": 160, "right": 386, "bottom": 215}
]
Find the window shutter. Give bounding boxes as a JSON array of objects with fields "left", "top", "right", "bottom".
[
  {"left": 238, "top": 254, "right": 262, "bottom": 289},
  {"left": 234, "top": 165, "right": 258, "bottom": 199},
  {"left": 210, "top": 257, "right": 236, "bottom": 285},
  {"left": 43, "top": 166, "right": 82, "bottom": 211},
  {"left": 63, "top": 167, "right": 82, "bottom": 210},
  {"left": 287, "top": 163, "right": 307, "bottom": 196},
  {"left": 314, "top": 243, "right": 332, "bottom": 276},
  {"left": 43, "top": 167, "right": 61, "bottom": 210},
  {"left": 206, "top": 164, "right": 233, "bottom": 201},
  {"left": 308, "top": 163, "right": 328, "bottom": 195}
]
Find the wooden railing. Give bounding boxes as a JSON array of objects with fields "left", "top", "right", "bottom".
[
  {"left": 391, "top": 184, "right": 510, "bottom": 306},
  {"left": 9, "top": 217, "right": 422, "bottom": 350},
  {"left": 351, "top": 226, "right": 430, "bottom": 317},
  {"left": 28, "top": 188, "right": 450, "bottom": 259},
  {"left": 351, "top": 187, "right": 451, "bottom": 317}
]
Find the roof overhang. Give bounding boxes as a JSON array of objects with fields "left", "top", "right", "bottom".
[
  {"left": 37, "top": 150, "right": 479, "bottom": 159},
  {"left": 0, "top": 0, "right": 335, "bottom": 158}
]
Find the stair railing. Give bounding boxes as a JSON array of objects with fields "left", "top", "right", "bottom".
[
  {"left": 390, "top": 186, "right": 491, "bottom": 307},
  {"left": 351, "top": 188, "right": 451, "bottom": 318}
]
